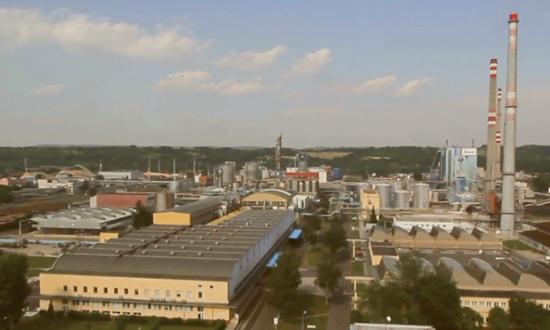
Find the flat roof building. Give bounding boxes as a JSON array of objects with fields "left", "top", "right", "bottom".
[
  {"left": 31, "top": 207, "right": 133, "bottom": 235},
  {"left": 40, "top": 209, "right": 294, "bottom": 321},
  {"left": 153, "top": 197, "right": 222, "bottom": 226},
  {"left": 519, "top": 221, "right": 550, "bottom": 255}
]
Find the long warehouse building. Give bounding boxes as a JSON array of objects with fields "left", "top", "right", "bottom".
[{"left": 39, "top": 209, "right": 294, "bottom": 320}]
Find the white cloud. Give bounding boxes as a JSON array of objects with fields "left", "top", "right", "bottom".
[
  {"left": 394, "top": 77, "right": 432, "bottom": 97},
  {"left": 352, "top": 75, "right": 397, "bottom": 94},
  {"left": 0, "top": 8, "right": 204, "bottom": 59},
  {"left": 216, "top": 46, "right": 286, "bottom": 70},
  {"left": 153, "top": 71, "right": 210, "bottom": 91},
  {"left": 31, "top": 84, "right": 63, "bottom": 95},
  {"left": 287, "top": 48, "right": 331, "bottom": 77},
  {"left": 205, "top": 78, "right": 265, "bottom": 95},
  {"left": 154, "top": 71, "right": 265, "bottom": 96}
]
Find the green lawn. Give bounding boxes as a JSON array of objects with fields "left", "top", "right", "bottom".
[
  {"left": 26, "top": 256, "right": 58, "bottom": 277},
  {"left": 350, "top": 261, "right": 365, "bottom": 276},
  {"left": 503, "top": 240, "right": 531, "bottom": 251},
  {"left": 277, "top": 295, "right": 329, "bottom": 330},
  {"left": 301, "top": 246, "right": 324, "bottom": 268},
  {"left": 27, "top": 256, "right": 58, "bottom": 268},
  {"left": 17, "top": 318, "right": 219, "bottom": 330}
]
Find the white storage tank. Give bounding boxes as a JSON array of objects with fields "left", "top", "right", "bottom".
[
  {"left": 413, "top": 183, "right": 430, "bottom": 209},
  {"left": 393, "top": 190, "right": 410, "bottom": 209},
  {"left": 376, "top": 183, "right": 392, "bottom": 209}
]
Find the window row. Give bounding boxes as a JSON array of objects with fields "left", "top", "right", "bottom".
[
  {"left": 462, "top": 300, "right": 507, "bottom": 308},
  {"left": 62, "top": 285, "right": 212, "bottom": 299},
  {"left": 62, "top": 299, "right": 202, "bottom": 312}
]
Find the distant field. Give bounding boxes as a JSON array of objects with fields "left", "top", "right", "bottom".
[
  {"left": 17, "top": 318, "right": 219, "bottom": 330},
  {"left": 503, "top": 240, "right": 532, "bottom": 251},
  {"left": 305, "top": 151, "right": 351, "bottom": 159}
]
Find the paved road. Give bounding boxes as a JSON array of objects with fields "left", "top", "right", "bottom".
[{"left": 327, "top": 288, "right": 351, "bottom": 330}]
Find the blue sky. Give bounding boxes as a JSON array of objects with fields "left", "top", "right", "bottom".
[{"left": 0, "top": 0, "right": 548, "bottom": 147}]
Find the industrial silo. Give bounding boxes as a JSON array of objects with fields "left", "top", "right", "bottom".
[
  {"left": 393, "top": 190, "right": 410, "bottom": 209},
  {"left": 413, "top": 183, "right": 430, "bottom": 209},
  {"left": 222, "top": 162, "right": 235, "bottom": 185},
  {"left": 245, "top": 162, "right": 259, "bottom": 181},
  {"left": 376, "top": 183, "right": 392, "bottom": 209}
]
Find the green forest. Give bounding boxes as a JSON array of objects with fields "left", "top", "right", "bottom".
[{"left": 1, "top": 145, "right": 549, "bottom": 177}]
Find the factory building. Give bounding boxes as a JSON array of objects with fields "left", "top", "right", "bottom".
[
  {"left": 376, "top": 253, "right": 550, "bottom": 321},
  {"left": 92, "top": 191, "right": 173, "bottom": 212},
  {"left": 99, "top": 170, "right": 144, "bottom": 181},
  {"left": 31, "top": 207, "right": 134, "bottom": 235},
  {"left": 369, "top": 225, "right": 501, "bottom": 250},
  {"left": 437, "top": 147, "right": 478, "bottom": 189},
  {"left": 360, "top": 190, "right": 381, "bottom": 219},
  {"left": 241, "top": 189, "right": 292, "bottom": 210},
  {"left": 39, "top": 210, "right": 295, "bottom": 321},
  {"left": 518, "top": 221, "right": 550, "bottom": 255},
  {"left": 153, "top": 197, "right": 222, "bottom": 226}
]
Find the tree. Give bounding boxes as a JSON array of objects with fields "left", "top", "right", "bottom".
[
  {"left": 132, "top": 201, "right": 153, "bottom": 229},
  {"left": 266, "top": 249, "right": 302, "bottom": 316},
  {"left": 532, "top": 173, "right": 550, "bottom": 192},
  {"left": 301, "top": 215, "right": 321, "bottom": 244},
  {"left": 508, "top": 296, "right": 550, "bottom": 330},
  {"left": 322, "top": 221, "right": 347, "bottom": 254},
  {"left": 0, "top": 187, "right": 14, "bottom": 205},
  {"left": 487, "top": 306, "right": 509, "bottom": 330},
  {"left": 458, "top": 307, "right": 483, "bottom": 330},
  {"left": 0, "top": 254, "right": 30, "bottom": 330},
  {"left": 315, "top": 253, "right": 341, "bottom": 304},
  {"left": 413, "top": 169, "right": 423, "bottom": 181},
  {"left": 361, "top": 254, "right": 471, "bottom": 330}
]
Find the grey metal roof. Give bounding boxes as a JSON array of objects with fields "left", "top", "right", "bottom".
[
  {"left": 48, "top": 209, "right": 293, "bottom": 281},
  {"left": 162, "top": 197, "right": 222, "bottom": 215},
  {"left": 31, "top": 207, "right": 133, "bottom": 230}
]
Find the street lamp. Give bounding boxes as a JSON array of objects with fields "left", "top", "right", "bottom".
[
  {"left": 273, "top": 314, "right": 279, "bottom": 329},
  {"left": 385, "top": 315, "right": 392, "bottom": 330},
  {"left": 301, "top": 310, "right": 307, "bottom": 330}
]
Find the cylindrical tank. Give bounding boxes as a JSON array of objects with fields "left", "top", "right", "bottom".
[
  {"left": 393, "top": 190, "right": 410, "bottom": 209},
  {"left": 312, "top": 180, "right": 319, "bottom": 193},
  {"left": 298, "top": 181, "right": 305, "bottom": 193},
  {"left": 222, "top": 163, "right": 235, "bottom": 185},
  {"left": 376, "top": 183, "right": 392, "bottom": 209},
  {"left": 245, "top": 162, "right": 259, "bottom": 181},
  {"left": 168, "top": 180, "right": 180, "bottom": 193},
  {"left": 413, "top": 183, "right": 430, "bottom": 209},
  {"left": 261, "top": 167, "right": 270, "bottom": 180},
  {"left": 332, "top": 168, "right": 343, "bottom": 180},
  {"left": 456, "top": 176, "right": 469, "bottom": 194}
]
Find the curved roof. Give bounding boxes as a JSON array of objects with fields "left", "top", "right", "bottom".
[
  {"left": 437, "top": 257, "right": 480, "bottom": 289},
  {"left": 242, "top": 189, "right": 292, "bottom": 202},
  {"left": 466, "top": 258, "right": 514, "bottom": 289},
  {"left": 496, "top": 261, "right": 548, "bottom": 290}
]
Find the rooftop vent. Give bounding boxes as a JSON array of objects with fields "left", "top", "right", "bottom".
[
  {"left": 154, "top": 244, "right": 158, "bottom": 249},
  {"left": 115, "top": 249, "right": 120, "bottom": 254},
  {"left": 170, "top": 251, "right": 175, "bottom": 256},
  {"left": 140, "top": 239, "right": 145, "bottom": 243},
  {"left": 181, "top": 245, "right": 186, "bottom": 250},
  {"left": 141, "top": 250, "right": 147, "bottom": 255},
  {"left": 165, "top": 239, "right": 169, "bottom": 244},
  {"left": 199, "top": 236, "right": 203, "bottom": 240},
  {"left": 129, "top": 244, "right": 134, "bottom": 248},
  {"left": 190, "top": 240, "right": 194, "bottom": 245},
  {"left": 206, "top": 247, "right": 211, "bottom": 251},
  {"left": 197, "top": 252, "right": 203, "bottom": 257},
  {"left": 215, "top": 241, "right": 219, "bottom": 246}
]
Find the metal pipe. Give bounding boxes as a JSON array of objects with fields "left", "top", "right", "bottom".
[
  {"left": 500, "top": 13, "right": 519, "bottom": 238},
  {"left": 485, "top": 59, "right": 499, "bottom": 202}
]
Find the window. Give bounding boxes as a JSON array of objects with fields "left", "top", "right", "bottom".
[
  {"left": 63, "top": 285, "right": 68, "bottom": 292},
  {"left": 134, "top": 289, "right": 139, "bottom": 295},
  {"left": 93, "top": 287, "right": 98, "bottom": 293},
  {"left": 83, "top": 286, "right": 88, "bottom": 293},
  {"left": 73, "top": 286, "right": 78, "bottom": 292},
  {"left": 124, "top": 288, "right": 128, "bottom": 294},
  {"left": 62, "top": 299, "right": 68, "bottom": 305},
  {"left": 176, "top": 290, "right": 181, "bottom": 298},
  {"left": 165, "top": 290, "right": 170, "bottom": 297},
  {"left": 209, "top": 285, "right": 214, "bottom": 289},
  {"left": 198, "top": 292, "right": 203, "bottom": 298},
  {"left": 198, "top": 306, "right": 204, "bottom": 312},
  {"left": 104, "top": 287, "right": 108, "bottom": 294},
  {"left": 114, "top": 288, "right": 118, "bottom": 294}
]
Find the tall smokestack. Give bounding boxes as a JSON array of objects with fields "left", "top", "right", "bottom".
[
  {"left": 275, "top": 134, "right": 282, "bottom": 172},
  {"left": 500, "top": 13, "right": 519, "bottom": 238},
  {"left": 484, "top": 59, "right": 498, "bottom": 202},
  {"left": 495, "top": 88, "right": 503, "bottom": 178}
]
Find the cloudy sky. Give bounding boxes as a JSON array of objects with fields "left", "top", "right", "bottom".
[{"left": 0, "top": 1, "right": 548, "bottom": 148}]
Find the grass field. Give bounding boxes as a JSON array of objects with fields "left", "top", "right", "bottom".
[
  {"left": 26, "top": 255, "right": 58, "bottom": 277},
  {"left": 503, "top": 240, "right": 532, "bottom": 251},
  {"left": 304, "top": 151, "right": 351, "bottom": 159},
  {"left": 350, "top": 261, "right": 365, "bottom": 276},
  {"left": 302, "top": 246, "right": 324, "bottom": 268},
  {"left": 16, "top": 318, "right": 219, "bottom": 330}
]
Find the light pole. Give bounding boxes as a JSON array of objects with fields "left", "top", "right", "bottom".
[
  {"left": 385, "top": 315, "right": 392, "bottom": 330},
  {"left": 273, "top": 314, "right": 279, "bottom": 329},
  {"left": 301, "top": 310, "right": 307, "bottom": 330}
]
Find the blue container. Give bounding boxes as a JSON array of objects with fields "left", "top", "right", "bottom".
[{"left": 332, "top": 168, "right": 343, "bottom": 180}]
